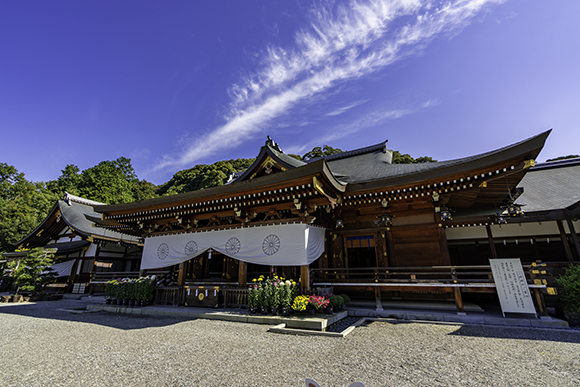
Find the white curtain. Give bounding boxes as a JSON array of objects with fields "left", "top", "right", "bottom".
[{"left": 141, "top": 223, "right": 326, "bottom": 270}]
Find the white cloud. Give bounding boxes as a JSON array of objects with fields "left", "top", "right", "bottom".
[
  {"left": 326, "top": 99, "right": 370, "bottom": 116},
  {"left": 154, "top": 0, "right": 506, "bottom": 172}
]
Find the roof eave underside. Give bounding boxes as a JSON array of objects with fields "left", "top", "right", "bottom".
[
  {"left": 14, "top": 202, "right": 61, "bottom": 247},
  {"left": 95, "top": 159, "right": 342, "bottom": 215}
]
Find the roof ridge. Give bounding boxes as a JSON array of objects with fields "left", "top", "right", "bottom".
[
  {"left": 309, "top": 141, "right": 386, "bottom": 162},
  {"left": 63, "top": 192, "right": 107, "bottom": 206},
  {"left": 530, "top": 157, "right": 580, "bottom": 171}
]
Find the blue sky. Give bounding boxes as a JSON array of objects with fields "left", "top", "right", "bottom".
[{"left": 2, "top": 0, "right": 579, "bottom": 185}]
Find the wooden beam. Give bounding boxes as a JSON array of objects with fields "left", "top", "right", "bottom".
[
  {"left": 177, "top": 262, "right": 186, "bottom": 286},
  {"left": 557, "top": 220, "right": 574, "bottom": 261},
  {"left": 453, "top": 288, "right": 465, "bottom": 313},
  {"left": 566, "top": 219, "right": 580, "bottom": 261},
  {"left": 238, "top": 261, "right": 247, "bottom": 287},
  {"left": 486, "top": 225, "right": 498, "bottom": 259},
  {"left": 301, "top": 265, "right": 310, "bottom": 291},
  {"left": 437, "top": 226, "right": 451, "bottom": 265}
]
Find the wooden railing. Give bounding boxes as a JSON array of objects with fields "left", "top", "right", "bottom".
[
  {"left": 311, "top": 265, "right": 496, "bottom": 284},
  {"left": 223, "top": 287, "right": 248, "bottom": 308},
  {"left": 154, "top": 287, "right": 186, "bottom": 306},
  {"left": 89, "top": 271, "right": 140, "bottom": 284},
  {"left": 310, "top": 263, "right": 580, "bottom": 314},
  {"left": 223, "top": 286, "right": 311, "bottom": 309},
  {"left": 312, "top": 262, "right": 578, "bottom": 286}
]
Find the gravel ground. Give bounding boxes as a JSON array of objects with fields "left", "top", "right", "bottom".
[{"left": 1, "top": 299, "right": 580, "bottom": 387}]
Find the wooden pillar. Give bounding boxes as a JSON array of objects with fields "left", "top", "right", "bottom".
[
  {"left": 557, "top": 220, "right": 574, "bottom": 261},
  {"left": 375, "top": 287, "right": 383, "bottom": 312},
  {"left": 486, "top": 225, "right": 498, "bottom": 259},
  {"left": 531, "top": 238, "right": 542, "bottom": 261},
  {"left": 566, "top": 219, "right": 580, "bottom": 261},
  {"left": 300, "top": 265, "right": 310, "bottom": 291},
  {"left": 386, "top": 229, "right": 395, "bottom": 266},
  {"left": 437, "top": 226, "right": 451, "bottom": 265},
  {"left": 453, "top": 287, "right": 465, "bottom": 313},
  {"left": 238, "top": 261, "right": 247, "bottom": 287},
  {"left": 379, "top": 231, "right": 388, "bottom": 268},
  {"left": 177, "top": 262, "right": 186, "bottom": 286}
]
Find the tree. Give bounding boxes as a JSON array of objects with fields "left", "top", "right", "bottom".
[
  {"left": 46, "top": 164, "right": 82, "bottom": 197},
  {"left": 302, "top": 145, "right": 345, "bottom": 161},
  {"left": 132, "top": 180, "right": 158, "bottom": 202},
  {"left": 0, "top": 164, "right": 58, "bottom": 252},
  {"left": 546, "top": 155, "right": 580, "bottom": 162},
  {"left": 12, "top": 247, "right": 56, "bottom": 294},
  {"left": 77, "top": 157, "right": 138, "bottom": 204},
  {"left": 392, "top": 151, "right": 437, "bottom": 164},
  {"left": 157, "top": 158, "right": 255, "bottom": 195}
]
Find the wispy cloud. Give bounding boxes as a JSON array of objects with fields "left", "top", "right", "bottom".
[
  {"left": 325, "top": 99, "right": 370, "bottom": 116},
  {"left": 153, "top": 0, "right": 506, "bottom": 172},
  {"left": 286, "top": 99, "right": 436, "bottom": 156}
]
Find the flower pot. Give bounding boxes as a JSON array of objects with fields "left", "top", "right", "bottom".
[
  {"left": 123, "top": 299, "right": 129, "bottom": 306},
  {"left": 105, "top": 298, "right": 112, "bottom": 304},
  {"left": 11, "top": 295, "right": 23, "bottom": 303},
  {"left": 333, "top": 305, "right": 340, "bottom": 313},
  {"left": 260, "top": 306, "right": 269, "bottom": 315},
  {"left": 324, "top": 306, "right": 333, "bottom": 314},
  {"left": 129, "top": 299, "right": 136, "bottom": 307},
  {"left": 111, "top": 299, "right": 117, "bottom": 305},
  {"left": 249, "top": 306, "right": 258, "bottom": 314},
  {"left": 271, "top": 306, "right": 280, "bottom": 316},
  {"left": 282, "top": 307, "right": 291, "bottom": 317}
]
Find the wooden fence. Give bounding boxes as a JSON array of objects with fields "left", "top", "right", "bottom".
[{"left": 154, "top": 287, "right": 186, "bottom": 306}]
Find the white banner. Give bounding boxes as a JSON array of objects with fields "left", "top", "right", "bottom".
[
  {"left": 489, "top": 258, "right": 536, "bottom": 315},
  {"left": 141, "top": 223, "right": 326, "bottom": 270}
]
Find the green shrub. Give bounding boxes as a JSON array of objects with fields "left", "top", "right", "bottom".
[
  {"left": 340, "top": 294, "right": 351, "bottom": 304},
  {"left": 557, "top": 264, "right": 580, "bottom": 312}
]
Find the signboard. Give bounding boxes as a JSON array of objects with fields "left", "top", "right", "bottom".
[{"left": 489, "top": 258, "right": 536, "bottom": 316}]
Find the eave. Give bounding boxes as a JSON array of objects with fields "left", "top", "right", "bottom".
[{"left": 338, "top": 130, "right": 550, "bottom": 210}]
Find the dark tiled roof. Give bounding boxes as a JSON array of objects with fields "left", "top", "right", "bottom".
[
  {"left": 325, "top": 131, "right": 550, "bottom": 185},
  {"left": 269, "top": 145, "right": 307, "bottom": 168},
  {"left": 515, "top": 158, "right": 580, "bottom": 212}
]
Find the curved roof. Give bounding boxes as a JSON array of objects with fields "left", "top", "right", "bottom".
[
  {"left": 325, "top": 130, "right": 550, "bottom": 187},
  {"left": 14, "top": 193, "right": 140, "bottom": 248}
]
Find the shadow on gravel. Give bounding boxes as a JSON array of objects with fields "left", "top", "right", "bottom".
[
  {"left": 447, "top": 324, "right": 580, "bottom": 344},
  {"left": 0, "top": 300, "right": 195, "bottom": 330}
]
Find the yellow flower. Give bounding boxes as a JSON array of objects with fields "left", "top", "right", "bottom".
[{"left": 252, "top": 278, "right": 257, "bottom": 282}]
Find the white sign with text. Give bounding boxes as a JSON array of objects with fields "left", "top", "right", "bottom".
[{"left": 489, "top": 258, "right": 536, "bottom": 316}]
